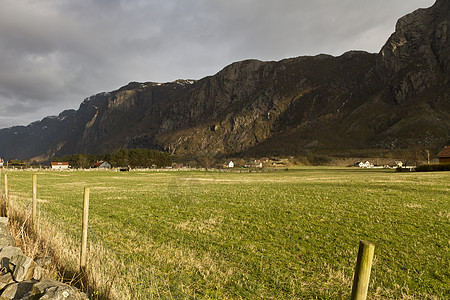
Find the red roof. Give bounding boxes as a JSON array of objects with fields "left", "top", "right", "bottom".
[
  {"left": 92, "top": 161, "right": 105, "bottom": 167},
  {"left": 51, "top": 162, "right": 69, "bottom": 166},
  {"left": 437, "top": 146, "right": 450, "bottom": 158}
]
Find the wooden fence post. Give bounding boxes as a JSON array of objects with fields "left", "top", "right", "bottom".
[
  {"left": 351, "top": 240, "right": 375, "bottom": 300},
  {"left": 32, "top": 174, "right": 37, "bottom": 225},
  {"left": 0, "top": 170, "right": 2, "bottom": 216},
  {"left": 4, "top": 174, "right": 8, "bottom": 216},
  {"left": 80, "top": 187, "right": 90, "bottom": 272},
  {"left": 4, "top": 173, "right": 7, "bottom": 198}
]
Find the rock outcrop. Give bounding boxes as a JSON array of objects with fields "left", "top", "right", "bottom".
[
  {"left": 0, "top": 217, "right": 87, "bottom": 300},
  {"left": 378, "top": 0, "right": 449, "bottom": 104},
  {"left": 0, "top": 0, "right": 448, "bottom": 160}
]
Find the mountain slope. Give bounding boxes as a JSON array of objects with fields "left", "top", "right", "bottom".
[{"left": 0, "top": 0, "right": 448, "bottom": 161}]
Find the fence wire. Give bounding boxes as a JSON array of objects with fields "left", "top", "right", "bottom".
[
  {"left": 88, "top": 225, "right": 197, "bottom": 299},
  {"left": 1, "top": 173, "right": 198, "bottom": 300}
]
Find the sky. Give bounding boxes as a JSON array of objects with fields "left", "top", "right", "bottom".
[{"left": 0, "top": 0, "right": 435, "bottom": 129}]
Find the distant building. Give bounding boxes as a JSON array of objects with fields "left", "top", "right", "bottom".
[
  {"left": 245, "top": 160, "right": 263, "bottom": 168},
  {"left": 51, "top": 162, "right": 69, "bottom": 170},
  {"left": 437, "top": 146, "right": 450, "bottom": 163},
  {"left": 358, "top": 161, "right": 374, "bottom": 168},
  {"left": 91, "top": 161, "right": 112, "bottom": 169},
  {"left": 227, "top": 161, "right": 235, "bottom": 168},
  {"left": 7, "top": 160, "right": 26, "bottom": 168},
  {"left": 0, "top": 158, "right": 3, "bottom": 167}
]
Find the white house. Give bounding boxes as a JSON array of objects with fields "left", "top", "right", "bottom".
[
  {"left": 0, "top": 158, "right": 3, "bottom": 167},
  {"left": 92, "top": 161, "right": 112, "bottom": 169},
  {"left": 358, "top": 161, "right": 374, "bottom": 168},
  {"left": 51, "top": 162, "right": 69, "bottom": 170},
  {"left": 227, "top": 161, "right": 235, "bottom": 168}
]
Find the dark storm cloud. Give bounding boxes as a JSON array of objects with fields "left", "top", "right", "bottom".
[{"left": 0, "top": 0, "right": 435, "bottom": 128}]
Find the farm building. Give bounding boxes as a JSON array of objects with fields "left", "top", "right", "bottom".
[
  {"left": 92, "top": 161, "right": 112, "bottom": 169},
  {"left": 437, "top": 146, "right": 450, "bottom": 163},
  {"left": 227, "top": 161, "right": 235, "bottom": 168},
  {"left": 358, "top": 161, "right": 374, "bottom": 168},
  {"left": 0, "top": 158, "right": 3, "bottom": 167},
  {"left": 51, "top": 162, "right": 69, "bottom": 170},
  {"left": 245, "top": 160, "right": 263, "bottom": 168}
]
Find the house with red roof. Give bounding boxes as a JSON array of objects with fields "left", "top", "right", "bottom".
[
  {"left": 91, "top": 161, "right": 111, "bottom": 169},
  {"left": 437, "top": 146, "right": 450, "bottom": 163}
]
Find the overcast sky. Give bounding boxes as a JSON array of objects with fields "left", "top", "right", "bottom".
[{"left": 0, "top": 0, "right": 435, "bottom": 129}]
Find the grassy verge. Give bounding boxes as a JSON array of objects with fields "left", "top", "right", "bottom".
[
  {"left": 2, "top": 188, "right": 128, "bottom": 299},
  {"left": 2, "top": 168, "right": 449, "bottom": 299}
]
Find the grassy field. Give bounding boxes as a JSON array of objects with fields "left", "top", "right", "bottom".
[{"left": 3, "top": 168, "right": 449, "bottom": 299}]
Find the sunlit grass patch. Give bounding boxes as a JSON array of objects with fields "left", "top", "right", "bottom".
[{"left": 3, "top": 168, "right": 449, "bottom": 299}]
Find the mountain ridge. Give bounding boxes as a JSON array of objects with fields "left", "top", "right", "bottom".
[{"left": 0, "top": 0, "right": 448, "bottom": 162}]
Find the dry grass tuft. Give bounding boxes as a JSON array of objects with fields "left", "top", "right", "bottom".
[{"left": 2, "top": 194, "right": 133, "bottom": 300}]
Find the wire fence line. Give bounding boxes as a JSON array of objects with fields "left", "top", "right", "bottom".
[
  {"left": 1, "top": 173, "right": 198, "bottom": 300},
  {"left": 88, "top": 226, "right": 196, "bottom": 300}
]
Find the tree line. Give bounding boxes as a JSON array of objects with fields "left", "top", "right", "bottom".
[{"left": 53, "top": 148, "right": 172, "bottom": 168}]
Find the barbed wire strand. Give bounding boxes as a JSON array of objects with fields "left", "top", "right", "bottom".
[
  {"left": 38, "top": 200, "right": 196, "bottom": 299},
  {"left": 88, "top": 226, "right": 197, "bottom": 299},
  {"left": 5, "top": 179, "right": 198, "bottom": 300}
]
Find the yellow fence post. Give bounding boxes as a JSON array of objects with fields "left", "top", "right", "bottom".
[
  {"left": 80, "top": 187, "right": 90, "bottom": 272},
  {"left": 351, "top": 240, "right": 375, "bottom": 300}
]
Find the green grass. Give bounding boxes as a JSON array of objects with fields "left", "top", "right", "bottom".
[{"left": 3, "top": 168, "right": 449, "bottom": 299}]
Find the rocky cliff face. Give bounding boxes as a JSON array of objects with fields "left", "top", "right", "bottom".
[
  {"left": 0, "top": 0, "right": 448, "bottom": 161},
  {"left": 378, "top": 0, "right": 449, "bottom": 104}
]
